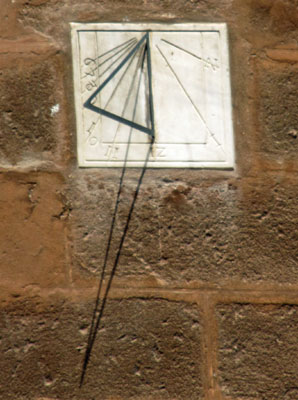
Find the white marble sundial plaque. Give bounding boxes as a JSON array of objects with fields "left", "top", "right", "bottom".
[{"left": 71, "top": 23, "right": 234, "bottom": 168}]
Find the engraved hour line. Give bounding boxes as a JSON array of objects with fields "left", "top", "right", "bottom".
[
  {"left": 156, "top": 44, "right": 221, "bottom": 147},
  {"left": 81, "top": 40, "right": 138, "bottom": 95},
  {"left": 96, "top": 40, "right": 138, "bottom": 79},
  {"left": 89, "top": 37, "right": 136, "bottom": 63},
  {"left": 161, "top": 39, "right": 219, "bottom": 70},
  {"left": 81, "top": 37, "right": 137, "bottom": 79},
  {"left": 108, "top": 42, "right": 147, "bottom": 153}
]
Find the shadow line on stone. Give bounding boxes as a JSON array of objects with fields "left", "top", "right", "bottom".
[{"left": 80, "top": 38, "right": 155, "bottom": 385}]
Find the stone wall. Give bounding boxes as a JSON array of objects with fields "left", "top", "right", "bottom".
[{"left": 0, "top": 1, "right": 298, "bottom": 399}]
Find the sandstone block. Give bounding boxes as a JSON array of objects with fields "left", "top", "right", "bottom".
[
  {"left": 0, "top": 299, "right": 202, "bottom": 399},
  {"left": 69, "top": 172, "right": 298, "bottom": 284},
  {"left": 266, "top": 48, "right": 298, "bottom": 63},
  {"left": 258, "top": 62, "right": 298, "bottom": 159},
  {"left": 0, "top": 172, "right": 67, "bottom": 297},
  {"left": 217, "top": 304, "right": 298, "bottom": 399},
  {"left": 0, "top": 56, "right": 62, "bottom": 165}
]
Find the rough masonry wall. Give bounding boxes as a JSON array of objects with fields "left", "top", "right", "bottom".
[{"left": 0, "top": 0, "right": 298, "bottom": 399}]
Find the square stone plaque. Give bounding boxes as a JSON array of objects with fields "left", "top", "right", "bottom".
[{"left": 71, "top": 23, "right": 234, "bottom": 168}]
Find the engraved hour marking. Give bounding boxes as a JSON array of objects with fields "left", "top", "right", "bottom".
[
  {"left": 156, "top": 147, "right": 166, "bottom": 157},
  {"left": 89, "top": 136, "right": 98, "bottom": 146},
  {"left": 105, "top": 145, "right": 119, "bottom": 160}
]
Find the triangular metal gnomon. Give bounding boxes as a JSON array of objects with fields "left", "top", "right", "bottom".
[{"left": 84, "top": 32, "right": 155, "bottom": 137}]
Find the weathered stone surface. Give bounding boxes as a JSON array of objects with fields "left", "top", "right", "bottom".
[
  {"left": 69, "top": 170, "right": 161, "bottom": 279},
  {"left": 0, "top": 0, "right": 26, "bottom": 38},
  {"left": 19, "top": 0, "right": 234, "bottom": 41},
  {"left": 258, "top": 63, "right": 298, "bottom": 158},
  {"left": 0, "top": 35, "right": 57, "bottom": 57},
  {"left": 0, "top": 299, "right": 202, "bottom": 399},
  {"left": 217, "top": 304, "right": 298, "bottom": 400},
  {"left": 0, "top": 57, "right": 62, "bottom": 165},
  {"left": 266, "top": 48, "right": 298, "bottom": 63},
  {"left": 0, "top": 172, "right": 68, "bottom": 297},
  {"left": 19, "top": 0, "right": 298, "bottom": 54},
  {"left": 150, "top": 176, "right": 298, "bottom": 283},
  {"left": 242, "top": 0, "right": 298, "bottom": 36},
  {"left": 0, "top": 1, "right": 298, "bottom": 399},
  {"left": 70, "top": 172, "right": 298, "bottom": 284}
]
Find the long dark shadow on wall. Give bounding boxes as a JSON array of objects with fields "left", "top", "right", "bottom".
[
  {"left": 79, "top": 137, "right": 154, "bottom": 387},
  {"left": 79, "top": 37, "right": 155, "bottom": 386}
]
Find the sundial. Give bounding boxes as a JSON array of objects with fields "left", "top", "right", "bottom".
[
  {"left": 71, "top": 23, "right": 234, "bottom": 168},
  {"left": 72, "top": 22, "right": 235, "bottom": 385}
]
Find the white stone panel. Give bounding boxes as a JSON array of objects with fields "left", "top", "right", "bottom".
[{"left": 71, "top": 23, "right": 234, "bottom": 168}]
